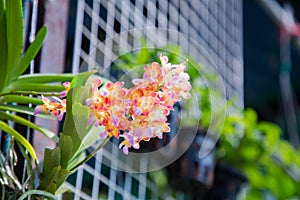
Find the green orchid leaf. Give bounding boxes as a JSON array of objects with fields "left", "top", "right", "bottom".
[
  {"left": 0, "top": 94, "right": 43, "bottom": 105},
  {"left": 39, "top": 165, "right": 71, "bottom": 194},
  {"left": 41, "top": 148, "right": 61, "bottom": 181},
  {"left": 67, "top": 150, "right": 86, "bottom": 171},
  {"left": 41, "top": 149, "right": 52, "bottom": 179},
  {"left": 70, "top": 70, "right": 97, "bottom": 88},
  {"left": 0, "top": 104, "right": 55, "bottom": 120},
  {"left": 68, "top": 125, "right": 104, "bottom": 170},
  {"left": 16, "top": 73, "right": 74, "bottom": 83},
  {"left": 0, "top": 120, "right": 37, "bottom": 163},
  {"left": 6, "top": 83, "right": 64, "bottom": 93},
  {"left": 61, "top": 88, "right": 85, "bottom": 151},
  {"left": 5, "top": 0, "right": 23, "bottom": 83},
  {"left": 18, "top": 26, "right": 47, "bottom": 77},
  {"left": 61, "top": 100, "right": 90, "bottom": 156},
  {"left": 0, "top": 112, "right": 59, "bottom": 142},
  {"left": 58, "top": 134, "right": 73, "bottom": 169},
  {"left": 39, "top": 165, "right": 61, "bottom": 193},
  {"left": 77, "top": 125, "right": 104, "bottom": 155},
  {"left": 55, "top": 168, "right": 72, "bottom": 192},
  {"left": 55, "top": 183, "right": 72, "bottom": 196},
  {"left": 0, "top": 0, "right": 7, "bottom": 91},
  {"left": 71, "top": 102, "right": 90, "bottom": 139}
]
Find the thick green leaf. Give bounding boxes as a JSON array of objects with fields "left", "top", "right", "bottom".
[
  {"left": 77, "top": 125, "right": 104, "bottom": 155},
  {"left": 0, "top": 0, "right": 7, "bottom": 91},
  {"left": 0, "top": 104, "right": 55, "bottom": 120},
  {"left": 61, "top": 101, "right": 90, "bottom": 157},
  {"left": 0, "top": 120, "right": 37, "bottom": 162},
  {"left": 17, "top": 26, "right": 47, "bottom": 76},
  {"left": 70, "top": 70, "right": 97, "bottom": 88},
  {"left": 6, "top": 83, "right": 64, "bottom": 93},
  {"left": 54, "top": 168, "right": 71, "bottom": 194},
  {"left": 0, "top": 112, "right": 59, "bottom": 142},
  {"left": 71, "top": 102, "right": 90, "bottom": 139},
  {"left": 0, "top": 95, "right": 43, "bottom": 105},
  {"left": 39, "top": 165, "right": 71, "bottom": 194},
  {"left": 41, "top": 148, "right": 61, "bottom": 180},
  {"left": 68, "top": 125, "right": 104, "bottom": 169},
  {"left": 58, "top": 134, "right": 73, "bottom": 168},
  {"left": 6, "top": 0, "right": 23, "bottom": 83},
  {"left": 39, "top": 165, "right": 61, "bottom": 193},
  {"left": 67, "top": 151, "right": 86, "bottom": 171},
  {"left": 16, "top": 73, "right": 75, "bottom": 83}
]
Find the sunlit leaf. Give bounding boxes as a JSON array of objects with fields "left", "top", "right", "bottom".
[
  {"left": 16, "top": 73, "right": 74, "bottom": 83},
  {"left": 0, "top": 112, "right": 58, "bottom": 142},
  {"left": 0, "top": 0, "right": 7, "bottom": 91},
  {"left": 17, "top": 26, "right": 47, "bottom": 77},
  {"left": 6, "top": 83, "right": 64, "bottom": 93},
  {"left": 0, "top": 120, "right": 37, "bottom": 163},
  {"left": 0, "top": 95, "right": 43, "bottom": 105},
  {"left": 5, "top": 0, "right": 23, "bottom": 83}
]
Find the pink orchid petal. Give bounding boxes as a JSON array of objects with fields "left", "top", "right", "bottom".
[
  {"left": 100, "top": 131, "right": 108, "bottom": 139},
  {"left": 60, "top": 91, "right": 67, "bottom": 98},
  {"left": 34, "top": 106, "right": 43, "bottom": 115},
  {"left": 58, "top": 112, "right": 65, "bottom": 121},
  {"left": 63, "top": 82, "right": 71, "bottom": 88},
  {"left": 93, "top": 78, "right": 102, "bottom": 87},
  {"left": 122, "top": 146, "right": 129, "bottom": 155},
  {"left": 133, "top": 107, "right": 142, "bottom": 116},
  {"left": 133, "top": 143, "right": 140, "bottom": 149}
]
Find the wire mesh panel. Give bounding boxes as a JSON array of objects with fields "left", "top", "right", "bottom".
[{"left": 64, "top": 0, "right": 243, "bottom": 199}]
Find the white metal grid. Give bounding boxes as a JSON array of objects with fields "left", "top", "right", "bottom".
[{"left": 66, "top": 0, "right": 244, "bottom": 199}]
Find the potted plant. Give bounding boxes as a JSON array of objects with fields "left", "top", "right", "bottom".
[{"left": 0, "top": 1, "right": 193, "bottom": 199}]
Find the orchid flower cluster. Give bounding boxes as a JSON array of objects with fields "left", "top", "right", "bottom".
[
  {"left": 34, "top": 82, "right": 71, "bottom": 121},
  {"left": 34, "top": 55, "right": 191, "bottom": 154}
]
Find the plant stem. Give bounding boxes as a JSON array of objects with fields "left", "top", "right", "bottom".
[{"left": 69, "top": 136, "right": 112, "bottom": 172}]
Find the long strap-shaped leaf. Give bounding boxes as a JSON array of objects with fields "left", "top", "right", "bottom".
[
  {"left": 17, "top": 26, "right": 48, "bottom": 77},
  {"left": 0, "top": 112, "right": 59, "bottom": 142},
  {"left": 6, "top": 83, "right": 64, "bottom": 93},
  {"left": 0, "top": 120, "right": 37, "bottom": 164},
  {"left": 0, "top": 95, "right": 43, "bottom": 105},
  {"left": 5, "top": 0, "right": 23, "bottom": 83},
  {"left": 0, "top": 0, "right": 7, "bottom": 91},
  {"left": 16, "top": 73, "right": 75, "bottom": 84}
]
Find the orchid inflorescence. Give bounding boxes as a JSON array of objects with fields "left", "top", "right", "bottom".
[
  {"left": 34, "top": 82, "right": 70, "bottom": 121},
  {"left": 34, "top": 55, "right": 191, "bottom": 154}
]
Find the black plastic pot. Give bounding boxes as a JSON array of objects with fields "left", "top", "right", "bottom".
[
  {"left": 205, "top": 163, "right": 248, "bottom": 200},
  {"left": 167, "top": 129, "right": 217, "bottom": 199}
]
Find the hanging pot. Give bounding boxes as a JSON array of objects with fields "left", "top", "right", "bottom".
[
  {"left": 167, "top": 128, "right": 217, "bottom": 198},
  {"left": 205, "top": 163, "right": 248, "bottom": 200}
]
